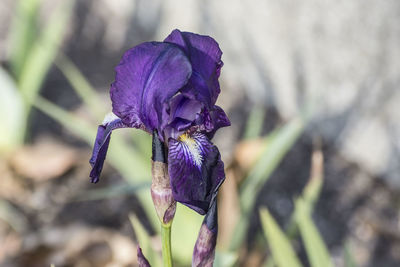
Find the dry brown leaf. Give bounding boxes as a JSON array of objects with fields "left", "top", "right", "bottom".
[
  {"left": 242, "top": 246, "right": 265, "bottom": 267},
  {"left": 10, "top": 138, "right": 78, "bottom": 181},
  {"left": 14, "top": 224, "right": 137, "bottom": 267},
  {"left": 0, "top": 231, "right": 22, "bottom": 263},
  {"left": 218, "top": 168, "right": 240, "bottom": 249},
  {"left": 0, "top": 159, "right": 26, "bottom": 202},
  {"left": 234, "top": 138, "right": 266, "bottom": 172}
]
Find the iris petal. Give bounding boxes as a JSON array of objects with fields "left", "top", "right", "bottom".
[
  {"left": 110, "top": 41, "right": 192, "bottom": 138},
  {"left": 168, "top": 94, "right": 203, "bottom": 123},
  {"left": 161, "top": 94, "right": 204, "bottom": 140},
  {"left": 206, "top": 105, "right": 231, "bottom": 139},
  {"left": 89, "top": 118, "right": 129, "bottom": 183},
  {"left": 164, "top": 30, "right": 223, "bottom": 108},
  {"left": 168, "top": 132, "right": 225, "bottom": 215}
]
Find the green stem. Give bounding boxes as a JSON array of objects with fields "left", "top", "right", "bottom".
[{"left": 161, "top": 224, "right": 173, "bottom": 267}]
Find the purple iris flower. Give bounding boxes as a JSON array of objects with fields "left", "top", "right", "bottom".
[{"left": 89, "top": 29, "right": 230, "bottom": 215}]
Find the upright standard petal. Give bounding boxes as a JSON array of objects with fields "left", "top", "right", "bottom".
[
  {"left": 164, "top": 29, "right": 223, "bottom": 108},
  {"left": 168, "top": 132, "right": 225, "bottom": 215},
  {"left": 168, "top": 94, "right": 203, "bottom": 124},
  {"left": 89, "top": 117, "right": 129, "bottom": 183},
  {"left": 110, "top": 41, "right": 192, "bottom": 137},
  {"left": 161, "top": 94, "right": 204, "bottom": 140}
]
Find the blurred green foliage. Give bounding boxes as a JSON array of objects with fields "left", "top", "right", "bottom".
[
  {"left": 130, "top": 214, "right": 162, "bottom": 267},
  {"left": 260, "top": 147, "right": 334, "bottom": 267},
  {"left": 1, "top": 0, "right": 74, "bottom": 152},
  {"left": 230, "top": 116, "right": 304, "bottom": 251},
  {"left": 260, "top": 208, "right": 302, "bottom": 267},
  {"left": 9, "top": 0, "right": 41, "bottom": 78},
  {"left": 0, "top": 68, "right": 24, "bottom": 152}
]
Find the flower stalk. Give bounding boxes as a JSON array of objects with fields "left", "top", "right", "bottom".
[{"left": 161, "top": 224, "right": 173, "bottom": 267}]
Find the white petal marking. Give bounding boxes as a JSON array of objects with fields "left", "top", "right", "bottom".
[
  {"left": 178, "top": 133, "right": 203, "bottom": 167},
  {"left": 102, "top": 112, "right": 119, "bottom": 126}
]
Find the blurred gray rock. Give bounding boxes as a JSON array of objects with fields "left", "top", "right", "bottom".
[{"left": 152, "top": 0, "right": 400, "bottom": 187}]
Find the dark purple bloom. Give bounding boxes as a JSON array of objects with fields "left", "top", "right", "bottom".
[{"left": 89, "top": 29, "right": 230, "bottom": 215}]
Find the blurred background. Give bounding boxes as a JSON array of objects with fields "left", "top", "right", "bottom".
[{"left": 0, "top": 0, "right": 399, "bottom": 266}]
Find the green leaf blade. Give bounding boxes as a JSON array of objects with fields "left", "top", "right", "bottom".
[
  {"left": 230, "top": 117, "right": 304, "bottom": 251},
  {"left": 260, "top": 208, "right": 303, "bottom": 267},
  {"left": 171, "top": 204, "right": 203, "bottom": 265},
  {"left": 0, "top": 68, "right": 24, "bottom": 152},
  {"left": 56, "top": 55, "right": 106, "bottom": 120},
  {"left": 9, "top": 0, "right": 41, "bottom": 77},
  {"left": 295, "top": 198, "right": 333, "bottom": 267},
  {"left": 18, "top": 0, "right": 74, "bottom": 107},
  {"left": 130, "top": 214, "right": 162, "bottom": 267}
]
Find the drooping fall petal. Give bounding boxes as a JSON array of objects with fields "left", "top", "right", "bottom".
[
  {"left": 168, "top": 132, "right": 225, "bottom": 215},
  {"left": 89, "top": 116, "right": 129, "bottom": 183}
]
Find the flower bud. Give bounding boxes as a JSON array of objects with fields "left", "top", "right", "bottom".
[
  {"left": 137, "top": 245, "right": 151, "bottom": 267},
  {"left": 192, "top": 200, "right": 218, "bottom": 267},
  {"left": 151, "top": 131, "right": 176, "bottom": 225}
]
